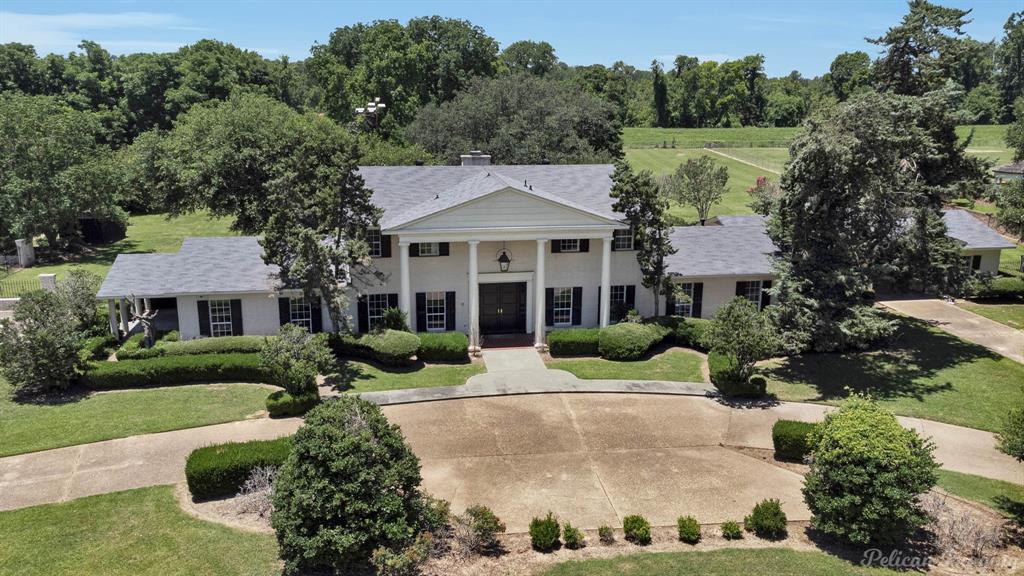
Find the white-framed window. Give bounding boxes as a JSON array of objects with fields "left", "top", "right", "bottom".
[
  {"left": 613, "top": 228, "right": 634, "bottom": 251},
  {"left": 741, "top": 281, "right": 763, "bottom": 306},
  {"left": 425, "top": 291, "right": 446, "bottom": 332},
  {"left": 558, "top": 239, "right": 580, "bottom": 253},
  {"left": 418, "top": 242, "right": 439, "bottom": 257},
  {"left": 611, "top": 285, "right": 627, "bottom": 305},
  {"left": 675, "top": 283, "right": 694, "bottom": 317},
  {"left": 209, "top": 299, "right": 233, "bottom": 337},
  {"left": 367, "top": 230, "right": 383, "bottom": 258},
  {"left": 960, "top": 256, "right": 973, "bottom": 275},
  {"left": 367, "top": 293, "right": 389, "bottom": 330},
  {"left": 289, "top": 297, "right": 312, "bottom": 331},
  {"left": 553, "top": 287, "right": 573, "bottom": 326}
]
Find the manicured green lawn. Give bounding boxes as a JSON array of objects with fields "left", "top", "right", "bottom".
[
  {"left": 762, "top": 317, "right": 1024, "bottom": 431},
  {"left": 327, "top": 359, "right": 485, "bottom": 393},
  {"left": 936, "top": 469, "right": 1024, "bottom": 523},
  {"left": 0, "top": 376, "right": 270, "bottom": 457},
  {"left": 0, "top": 486, "right": 279, "bottom": 576},
  {"left": 1001, "top": 243, "right": 1024, "bottom": 277},
  {"left": 5, "top": 211, "right": 235, "bottom": 282},
  {"left": 548, "top": 349, "right": 705, "bottom": 382},
  {"left": 543, "top": 548, "right": 898, "bottom": 576},
  {"left": 957, "top": 301, "right": 1024, "bottom": 330},
  {"left": 713, "top": 147, "right": 789, "bottom": 174},
  {"left": 623, "top": 126, "right": 799, "bottom": 148}
]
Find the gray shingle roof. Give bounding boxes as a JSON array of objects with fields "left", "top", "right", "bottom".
[
  {"left": 707, "top": 215, "right": 767, "bottom": 227},
  {"left": 942, "top": 210, "right": 1016, "bottom": 250},
  {"left": 96, "top": 237, "right": 278, "bottom": 299},
  {"left": 666, "top": 224, "right": 778, "bottom": 277},
  {"left": 358, "top": 165, "right": 619, "bottom": 229},
  {"left": 994, "top": 160, "right": 1024, "bottom": 175}
]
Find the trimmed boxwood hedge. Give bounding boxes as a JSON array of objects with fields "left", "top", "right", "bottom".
[
  {"left": 330, "top": 330, "right": 420, "bottom": 367},
  {"left": 973, "top": 276, "right": 1024, "bottom": 300},
  {"left": 79, "top": 353, "right": 272, "bottom": 390},
  {"left": 79, "top": 334, "right": 117, "bottom": 362},
  {"left": 548, "top": 328, "right": 600, "bottom": 356},
  {"left": 417, "top": 331, "right": 469, "bottom": 362},
  {"left": 185, "top": 436, "right": 292, "bottom": 500},
  {"left": 117, "top": 335, "right": 266, "bottom": 360},
  {"left": 772, "top": 420, "right": 818, "bottom": 461},
  {"left": 597, "top": 323, "right": 669, "bottom": 361},
  {"left": 266, "top": 390, "right": 321, "bottom": 418}
]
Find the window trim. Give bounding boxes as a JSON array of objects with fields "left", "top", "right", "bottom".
[
  {"left": 367, "top": 293, "right": 389, "bottom": 330},
  {"left": 552, "top": 287, "right": 573, "bottom": 326},
  {"left": 418, "top": 242, "right": 440, "bottom": 257},
  {"left": 366, "top": 229, "right": 383, "bottom": 258},
  {"left": 613, "top": 228, "right": 634, "bottom": 251},
  {"left": 558, "top": 239, "right": 580, "bottom": 253},
  {"left": 209, "top": 299, "right": 233, "bottom": 337},
  {"left": 424, "top": 291, "right": 447, "bottom": 332},
  {"left": 742, "top": 280, "right": 763, "bottom": 307},
  {"left": 289, "top": 297, "right": 313, "bottom": 331},
  {"left": 675, "top": 283, "right": 695, "bottom": 317}
]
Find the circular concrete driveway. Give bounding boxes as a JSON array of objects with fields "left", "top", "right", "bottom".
[{"left": 382, "top": 393, "right": 811, "bottom": 533}]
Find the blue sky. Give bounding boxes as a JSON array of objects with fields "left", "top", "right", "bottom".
[{"left": 0, "top": 1, "right": 1018, "bottom": 77}]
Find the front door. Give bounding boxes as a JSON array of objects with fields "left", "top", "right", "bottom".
[{"left": 479, "top": 282, "right": 527, "bottom": 334}]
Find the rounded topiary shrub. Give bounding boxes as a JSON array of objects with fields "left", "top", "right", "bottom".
[
  {"left": 363, "top": 330, "right": 421, "bottom": 367},
  {"left": 673, "top": 318, "right": 711, "bottom": 351},
  {"left": 744, "top": 498, "right": 787, "bottom": 540},
  {"left": 547, "top": 328, "right": 600, "bottom": 356},
  {"left": 529, "top": 511, "right": 561, "bottom": 552},
  {"left": 772, "top": 420, "right": 817, "bottom": 462},
  {"left": 416, "top": 331, "right": 469, "bottom": 362},
  {"left": 622, "top": 514, "right": 651, "bottom": 545},
  {"left": 802, "top": 396, "right": 938, "bottom": 546},
  {"left": 677, "top": 515, "right": 700, "bottom": 544},
  {"left": 598, "top": 323, "right": 666, "bottom": 361},
  {"left": 271, "top": 396, "right": 425, "bottom": 575},
  {"left": 265, "top": 390, "right": 320, "bottom": 418}
]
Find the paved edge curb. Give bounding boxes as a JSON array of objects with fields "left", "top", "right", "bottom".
[{"left": 353, "top": 380, "right": 716, "bottom": 406}]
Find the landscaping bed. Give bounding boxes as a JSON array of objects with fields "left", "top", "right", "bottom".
[{"left": 547, "top": 349, "right": 705, "bottom": 382}]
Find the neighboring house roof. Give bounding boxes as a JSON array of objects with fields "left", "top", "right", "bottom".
[
  {"left": 994, "top": 160, "right": 1024, "bottom": 175},
  {"left": 96, "top": 237, "right": 278, "bottom": 299},
  {"left": 706, "top": 215, "right": 767, "bottom": 227},
  {"left": 357, "top": 165, "right": 618, "bottom": 229},
  {"left": 666, "top": 224, "right": 778, "bottom": 278},
  {"left": 942, "top": 210, "right": 1016, "bottom": 250}
]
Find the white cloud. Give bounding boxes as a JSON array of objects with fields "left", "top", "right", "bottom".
[{"left": 0, "top": 11, "right": 194, "bottom": 54}]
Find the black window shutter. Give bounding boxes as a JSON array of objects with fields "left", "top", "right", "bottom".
[
  {"left": 597, "top": 286, "right": 601, "bottom": 321},
  {"left": 230, "top": 299, "right": 243, "bottom": 336},
  {"left": 571, "top": 287, "right": 583, "bottom": 325},
  {"left": 198, "top": 300, "right": 211, "bottom": 337},
  {"left": 357, "top": 296, "right": 368, "bottom": 333},
  {"left": 735, "top": 281, "right": 747, "bottom": 297},
  {"left": 760, "top": 280, "right": 772, "bottom": 310},
  {"left": 415, "top": 292, "right": 427, "bottom": 332},
  {"left": 625, "top": 285, "right": 636, "bottom": 307},
  {"left": 445, "top": 291, "right": 456, "bottom": 330},
  {"left": 971, "top": 255, "right": 981, "bottom": 270},
  {"left": 551, "top": 241, "right": 562, "bottom": 254},
  {"left": 409, "top": 243, "right": 419, "bottom": 257},
  {"left": 278, "top": 297, "right": 290, "bottom": 327},
  {"left": 380, "top": 235, "right": 392, "bottom": 258},
  {"left": 692, "top": 283, "right": 704, "bottom": 318},
  {"left": 311, "top": 297, "right": 323, "bottom": 333},
  {"left": 545, "top": 288, "right": 554, "bottom": 326},
  {"left": 439, "top": 242, "right": 450, "bottom": 256},
  {"left": 387, "top": 293, "right": 398, "bottom": 309},
  {"left": 665, "top": 288, "right": 675, "bottom": 316},
  {"left": 579, "top": 239, "right": 590, "bottom": 253}
]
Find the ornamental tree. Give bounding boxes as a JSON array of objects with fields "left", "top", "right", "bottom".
[
  {"left": 803, "top": 396, "right": 938, "bottom": 546},
  {"left": 0, "top": 291, "right": 83, "bottom": 397},
  {"left": 702, "top": 297, "right": 777, "bottom": 382},
  {"left": 665, "top": 155, "right": 728, "bottom": 225},
  {"left": 258, "top": 324, "right": 334, "bottom": 396}
]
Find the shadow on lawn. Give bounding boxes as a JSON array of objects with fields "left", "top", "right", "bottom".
[
  {"left": 322, "top": 359, "right": 436, "bottom": 393},
  {"left": 763, "top": 317, "right": 998, "bottom": 402}
]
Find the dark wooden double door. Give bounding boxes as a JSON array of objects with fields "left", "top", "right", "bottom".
[{"left": 479, "top": 282, "right": 527, "bottom": 334}]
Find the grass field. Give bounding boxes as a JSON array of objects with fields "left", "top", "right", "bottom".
[
  {"left": 548, "top": 349, "right": 706, "bottom": 382},
  {"left": 544, "top": 548, "right": 898, "bottom": 576},
  {"left": 0, "top": 486, "right": 279, "bottom": 576},
  {"left": 762, "top": 316, "right": 1024, "bottom": 431},
  {"left": 327, "top": 359, "right": 485, "bottom": 393},
  {"left": 0, "top": 377, "right": 271, "bottom": 457},
  {"left": 956, "top": 302, "right": 1024, "bottom": 330},
  {"left": 936, "top": 469, "right": 1024, "bottom": 523},
  {"left": 5, "top": 211, "right": 235, "bottom": 282}
]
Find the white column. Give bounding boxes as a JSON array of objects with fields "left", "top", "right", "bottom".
[
  {"left": 534, "top": 239, "right": 547, "bottom": 349},
  {"left": 398, "top": 241, "right": 411, "bottom": 317},
  {"left": 143, "top": 298, "right": 152, "bottom": 313},
  {"left": 119, "top": 298, "right": 130, "bottom": 335},
  {"left": 600, "top": 236, "right": 612, "bottom": 327},
  {"left": 107, "top": 300, "right": 118, "bottom": 337},
  {"left": 468, "top": 241, "right": 480, "bottom": 351}
]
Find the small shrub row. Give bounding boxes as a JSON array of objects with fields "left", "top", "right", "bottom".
[
  {"left": 677, "top": 515, "right": 701, "bottom": 544},
  {"left": 598, "top": 322, "right": 669, "bottom": 361},
  {"left": 548, "top": 328, "right": 600, "bottom": 356},
  {"left": 266, "top": 390, "right": 321, "bottom": 418},
  {"left": 772, "top": 420, "right": 818, "bottom": 462},
  {"left": 79, "top": 334, "right": 117, "bottom": 362},
  {"left": 622, "top": 514, "right": 652, "bottom": 544},
  {"left": 529, "top": 512, "right": 561, "bottom": 552},
  {"left": 118, "top": 335, "right": 266, "bottom": 360},
  {"left": 651, "top": 316, "right": 711, "bottom": 351},
  {"left": 971, "top": 276, "right": 1024, "bottom": 300},
  {"left": 79, "top": 353, "right": 272, "bottom": 390},
  {"left": 454, "top": 504, "right": 506, "bottom": 554},
  {"left": 416, "top": 331, "right": 469, "bottom": 362},
  {"left": 721, "top": 520, "right": 743, "bottom": 540},
  {"left": 185, "top": 436, "right": 292, "bottom": 500},
  {"left": 330, "top": 330, "right": 420, "bottom": 367},
  {"left": 708, "top": 351, "right": 766, "bottom": 397},
  {"left": 744, "top": 498, "right": 788, "bottom": 539}
]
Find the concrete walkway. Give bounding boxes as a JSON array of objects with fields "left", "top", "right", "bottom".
[{"left": 880, "top": 298, "right": 1024, "bottom": 364}]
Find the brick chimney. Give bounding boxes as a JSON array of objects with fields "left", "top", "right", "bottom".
[{"left": 460, "top": 150, "right": 491, "bottom": 166}]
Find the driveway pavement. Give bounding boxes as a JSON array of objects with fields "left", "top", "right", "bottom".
[
  {"left": 880, "top": 298, "right": 1024, "bottom": 364},
  {"left": 2, "top": 393, "right": 1019, "bottom": 531}
]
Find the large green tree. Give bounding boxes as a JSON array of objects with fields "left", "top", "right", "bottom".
[
  {"left": 665, "top": 155, "right": 729, "bottom": 224},
  {"left": 501, "top": 40, "right": 558, "bottom": 76},
  {"left": 998, "top": 12, "right": 1024, "bottom": 121},
  {"left": 406, "top": 73, "right": 622, "bottom": 164},
  {"left": 826, "top": 51, "right": 872, "bottom": 101}
]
